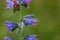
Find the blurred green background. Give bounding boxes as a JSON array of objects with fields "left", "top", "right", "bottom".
[{"left": 0, "top": 0, "right": 60, "bottom": 40}]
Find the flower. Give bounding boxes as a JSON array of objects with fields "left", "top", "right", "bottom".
[
  {"left": 6, "top": 0, "right": 14, "bottom": 9},
  {"left": 4, "top": 36, "right": 14, "bottom": 40},
  {"left": 23, "top": 0, "right": 31, "bottom": 4},
  {"left": 24, "top": 14, "right": 35, "bottom": 19},
  {"left": 4, "top": 21, "right": 18, "bottom": 32},
  {"left": 24, "top": 34, "right": 37, "bottom": 40},
  {"left": 24, "top": 18, "right": 38, "bottom": 26},
  {"left": 17, "top": 0, "right": 23, "bottom": 4}
]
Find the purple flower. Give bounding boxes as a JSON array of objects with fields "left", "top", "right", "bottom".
[
  {"left": 23, "top": 0, "right": 31, "bottom": 4},
  {"left": 4, "top": 21, "right": 18, "bottom": 32},
  {"left": 4, "top": 36, "right": 14, "bottom": 40},
  {"left": 24, "top": 18, "right": 38, "bottom": 25},
  {"left": 6, "top": 0, "right": 14, "bottom": 9},
  {"left": 24, "top": 34, "right": 37, "bottom": 40},
  {"left": 24, "top": 14, "right": 35, "bottom": 19}
]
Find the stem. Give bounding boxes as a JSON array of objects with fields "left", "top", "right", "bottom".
[{"left": 19, "top": 3, "right": 23, "bottom": 40}]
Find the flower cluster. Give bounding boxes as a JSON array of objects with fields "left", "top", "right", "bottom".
[
  {"left": 4, "top": 34, "right": 37, "bottom": 40},
  {"left": 4, "top": 14, "right": 38, "bottom": 40},
  {"left": 6, "top": 0, "right": 32, "bottom": 12},
  {"left": 4, "top": 0, "right": 39, "bottom": 40}
]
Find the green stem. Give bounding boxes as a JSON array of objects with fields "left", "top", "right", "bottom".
[{"left": 19, "top": 4, "right": 23, "bottom": 40}]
